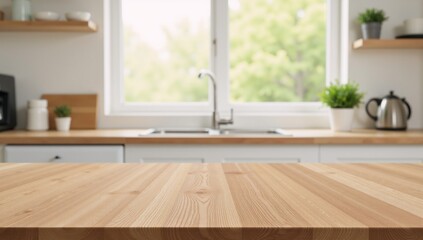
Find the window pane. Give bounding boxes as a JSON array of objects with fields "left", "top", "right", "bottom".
[
  {"left": 229, "top": 0, "right": 327, "bottom": 102},
  {"left": 122, "top": 0, "right": 210, "bottom": 103}
]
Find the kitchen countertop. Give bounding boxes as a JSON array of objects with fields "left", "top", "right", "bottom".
[
  {"left": 1, "top": 129, "right": 423, "bottom": 144},
  {"left": 0, "top": 163, "right": 422, "bottom": 240}
]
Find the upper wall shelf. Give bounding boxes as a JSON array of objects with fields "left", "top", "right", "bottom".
[
  {"left": 0, "top": 21, "right": 97, "bottom": 32},
  {"left": 353, "top": 39, "right": 423, "bottom": 49}
]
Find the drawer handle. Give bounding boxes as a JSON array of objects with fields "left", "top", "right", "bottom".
[{"left": 52, "top": 155, "right": 61, "bottom": 162}]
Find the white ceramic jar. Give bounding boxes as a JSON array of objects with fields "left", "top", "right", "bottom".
[
  {"left": 404, "top": 18, "right": 423, "bottom": 35},
  {"left": 27, "top": 100, "right": 49, "bottom": 131}
]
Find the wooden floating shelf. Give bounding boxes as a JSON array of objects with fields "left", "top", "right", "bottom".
[
  {"left": 0, "top": 20, "right": 97, "bottom": 32},
  {"left": 353, "top": 38, "right": 423, "bottom": 49}
]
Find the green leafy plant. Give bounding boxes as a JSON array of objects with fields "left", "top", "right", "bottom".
[
  {"left": 320, "top": 82, "right": 364, "bottom": 108},
  {"left": 54, "top": 105, "right": 72, "bottom": 118},
  {"left": 358, "top": 8, "right": 388, "bottom": 24}
]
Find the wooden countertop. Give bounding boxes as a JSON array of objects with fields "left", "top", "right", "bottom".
[
  {"left": 1, "top": 129, "right": 423, "bottom": 145},
  {"left": 0, "top": 163, "right": 422, "bottom": 240}
]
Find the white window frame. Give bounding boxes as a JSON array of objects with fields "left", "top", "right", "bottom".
[
  {"left": 108, "top": 0, "right": 214, "bottom": 115},
  {"left": 105, "top": 0, "right": 342, "bottom": 120}
]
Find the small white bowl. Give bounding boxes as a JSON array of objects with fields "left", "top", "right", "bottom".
[
  {"left": 33, "top": 11, "right": 60, "bottom": 21},
  {"left": 65, "top": 11, "right": 91, "bottom": 22}
]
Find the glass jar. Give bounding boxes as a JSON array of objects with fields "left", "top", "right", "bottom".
[
  {"left": 27, "top": 100, "right": 49, "bottom": 131},
  {"left": 12, "top": 0, "right": 31, "bottom": 21}
]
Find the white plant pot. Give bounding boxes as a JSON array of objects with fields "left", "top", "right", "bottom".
[
  {"left": 330, "top": 108, "right": 354, "bottom": 132},
  {"left": 55, "top": 117, "right": 71, "bottom": 132}
]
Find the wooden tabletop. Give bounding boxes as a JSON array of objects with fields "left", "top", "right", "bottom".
[
  {"left": 2, "top": 129, "right": 423, "bottom": 145},
  {"left": 0, "top": 163, "right": 422, "bottom": 240}
]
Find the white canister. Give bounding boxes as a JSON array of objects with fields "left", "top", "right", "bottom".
[
  {"left": 404, "top": 18, "right": 423, "bottom": 35},
  {"left": 27, "top": 99, "right": 49, "bottom": 131}
]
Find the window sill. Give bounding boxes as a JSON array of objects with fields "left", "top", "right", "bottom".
[{"left": 103, "top": 110, "right": 330, "bottom": 129}]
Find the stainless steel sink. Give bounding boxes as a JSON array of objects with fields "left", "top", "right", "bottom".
[
  {"left": 219, "top": 128, "right": 291, "bottom": 136},
  {"left": 140, "top": 128, "right": 291, "bottom": 136},
  {"left": 140, "top": 128, "right": 219, "bottom": 136}
]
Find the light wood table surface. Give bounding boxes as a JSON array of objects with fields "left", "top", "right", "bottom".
[
  {"left": 0, "top": 163, "right": 422, "bottom": 240},
  {"left": 2, "top": 129, "right": 423, "bottom": 145}
]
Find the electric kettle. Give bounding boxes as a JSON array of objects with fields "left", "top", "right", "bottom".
[{"left": 365, "top": 91, "right": 412, "bottom": 130}]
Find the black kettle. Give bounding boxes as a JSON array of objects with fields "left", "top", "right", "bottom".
[{"left": 365, "top": 91, "right": 412, "bottom": 130}]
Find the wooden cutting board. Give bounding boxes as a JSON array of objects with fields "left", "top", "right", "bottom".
[{"left": 41, "top": 94, "right": 98, "bottom": 130}]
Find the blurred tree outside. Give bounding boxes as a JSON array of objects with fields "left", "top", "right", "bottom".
[
  {"left": 123, "top": 0, "right": 326, "bottom": 103},
  {"left": 124, "top": 20, "right": 210, "bottom": 103}
]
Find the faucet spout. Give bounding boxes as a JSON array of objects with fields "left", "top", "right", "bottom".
[
  {"left": 198, "top": 69, "right": 233, "bottom": 130},
  {"left": 198, "top": 70, "right": 215, "bottom": 80},
  {"left": 198, "top": 70, "right": 218, "bottom": 129}
]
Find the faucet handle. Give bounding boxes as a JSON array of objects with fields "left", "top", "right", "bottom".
[
  {"left": 229, "top": 108, "right": 234, "bottom": 123},
  {"left": 218, "top": 108, "right": 234, "bottom": 126}
]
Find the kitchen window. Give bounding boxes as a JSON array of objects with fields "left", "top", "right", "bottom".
[{"left": 107, "top": 0, "right": 341, "bottom": 116}]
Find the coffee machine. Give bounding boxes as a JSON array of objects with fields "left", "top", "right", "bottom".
[{"left": 0, "top": 74, "right": 17, "bottom": 131}]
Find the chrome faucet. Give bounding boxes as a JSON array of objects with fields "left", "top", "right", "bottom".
[{"left": 198, "top": 70, "right": 234, "bottom": 130}]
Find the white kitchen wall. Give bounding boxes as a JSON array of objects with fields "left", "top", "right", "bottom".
[
  {"left": 349, "top": 0, "right": 423, "bottom": 129},
  {"left": 0, "top": 0, "right": 422, "bottom": 129},
  {"left": 0, "top": 0, "right": 104, "bottom": 129}
]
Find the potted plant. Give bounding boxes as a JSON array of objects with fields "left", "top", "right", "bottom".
[
  {"left": 358, "top": 8, "right": 388, "bottom": 39},
  {"left": 320, "top": 82, "right": 364, "bottom": 132},
  {"left": 54, "top": 105, "right": 72, "bottom": 132}
]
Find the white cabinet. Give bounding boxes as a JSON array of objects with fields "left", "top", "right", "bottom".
[
  {"left": 125, "top": 145, "right": 206, "bottom": 163},
  {"left": 5, "top": 145, "right": 124, "bottom": 163},
  {"left": 125, "top": 144, "right": 319, "bottom": 163},
  {"left": 320, "top": 145, "right": 423, "bottom": 163},
  {"left": 4, "top": 143, "right": 423, "bottom": 164},
  {"left": 220, "top": 145, "right": 318, "bottom": 163}
]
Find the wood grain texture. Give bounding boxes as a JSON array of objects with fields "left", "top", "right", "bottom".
[
  {"left": 41, "top": 94, "right": 98, "bottom": 130},
  {"left": 2, "top": 129, "right": 423, "bottom": 145},
  {"left": 353, "top": 39, "right": 423, "bottom": 49},
  {"left": 0, "top": 20, "right": 97, "bottom": 32},
  {"left": 0, "top": 163, "right": 422, "bottom": 240}
]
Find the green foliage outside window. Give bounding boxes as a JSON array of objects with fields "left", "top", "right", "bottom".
[
  {"left": 230, "top": 0, "right": 326, "bottom": 102},
  {"left": 124, "top": 0, "right": 327, "bottom": 103}
]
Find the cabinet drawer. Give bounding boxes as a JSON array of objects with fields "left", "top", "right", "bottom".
[
  {"left": 320, "top": 145, "right": 423, "bottom": 163},
  {"left": 125, "top": 144, "right": 318, "bottom": 163},
  {"left": 5, "top": 145, "right": 124, "bottom": 163}
]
